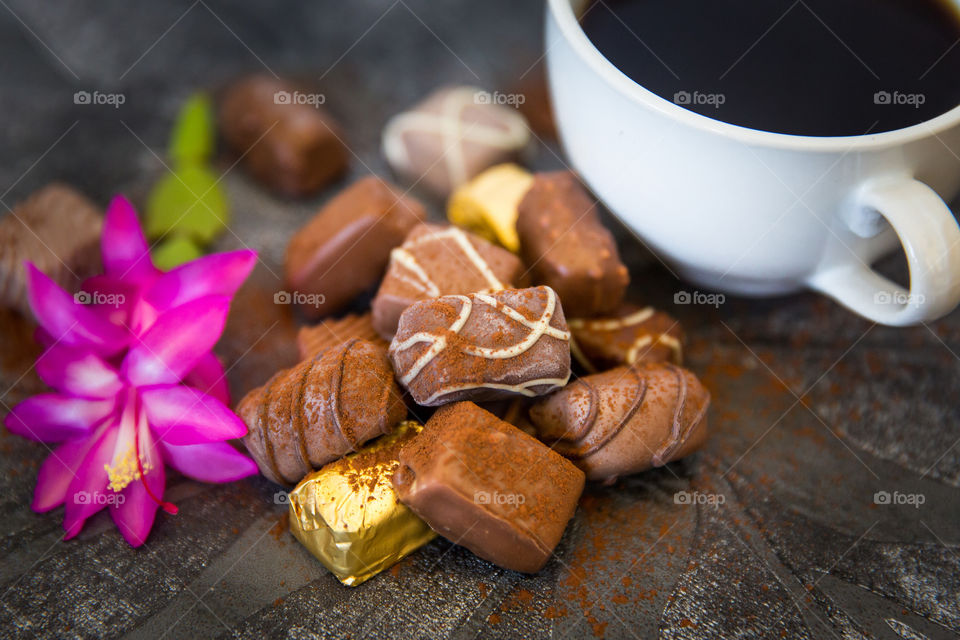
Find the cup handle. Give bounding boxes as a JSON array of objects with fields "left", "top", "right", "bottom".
[{"left": 806, "top": 176, "right": 960, "bottom": 326}]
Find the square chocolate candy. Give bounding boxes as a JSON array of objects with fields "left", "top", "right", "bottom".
[
  {"left": 388, "top": 286, "right": 572, "bottom": 406},
  {"left": 371, "top": 223, "right": 526, "bottom": 339},
  {"left": 392, "top": 402, "right": 585, "bottom": 573},
  {"left": 382, "top": 86, "right": 530, "bottom": 198},
  {"left": 284, "top": 176, "right": 427, "bottom": 318}
]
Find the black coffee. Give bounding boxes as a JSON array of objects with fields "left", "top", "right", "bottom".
[{"left": 580, "top": 0, "right": 960, "bottom": 136}]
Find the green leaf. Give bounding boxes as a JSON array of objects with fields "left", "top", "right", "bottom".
[
  {"left": 145, "top": 164, "right": 229, "bottom": 244},
  {"left": 168, "top": 92, "right": 215, "bottom": 166},
  {"left": 151, "top": 235, "right": 204, "bottom": 271}
]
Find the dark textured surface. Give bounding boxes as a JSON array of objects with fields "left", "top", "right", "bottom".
[{"left": 0, "top": 1, "right": 958, "bottom": 639}]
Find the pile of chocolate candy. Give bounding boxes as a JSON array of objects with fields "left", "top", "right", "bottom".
[{"left": 224, "top": 76, "right": 713, "bottom": 586}]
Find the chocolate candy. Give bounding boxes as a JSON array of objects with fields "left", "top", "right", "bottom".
[
  {"left": 238, "top": 339, "right": 407, "bottom": 486},
  {"left": 516, "top": 171, "right": 629, "bottom": 317},
  {"left": 285, "top": 176, "right": 428, "bottom": 318},
  {"left": 0, "top": 184, "right": 102, "bottom": 316},
  {"left": 392, "top": 402, "right": 584, "bottom": 573},
  {"left": 447, "top": 163, "right": 533, "bottom": 252},
  {"left": 382, "top": 86, "right": 530, "bottom": 198},
  {"left": 297, "top": 312, "right": 389, "bottom": 360},
  {"left": 371, "top": 224, "right": 525, "bottom": 339},
  {"left": 388, "top": 286, "right": 572, "bottom": 407},
  {"left": 569, "top": 305, "right": 684, "bottom": 373},
  {"left": 219, "top": 74, "right": 348, "bottom": 196},
  {"left": 288, "top": 421, "right": 436, "bottom": 586},
  {"left": 529, "top": 363, "right": 710, "bottom": 482}
]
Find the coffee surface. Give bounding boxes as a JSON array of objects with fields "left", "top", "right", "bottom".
[{"left": 580, "top": 0, "right": 960, "bottom": 136}]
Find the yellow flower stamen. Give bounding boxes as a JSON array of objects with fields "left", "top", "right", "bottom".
[{"left": 105, "top": 445, "right": 152, "bottom": 492}]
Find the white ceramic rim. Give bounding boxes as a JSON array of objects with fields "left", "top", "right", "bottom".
[{"left": 548, "top": 0, "right": 960, "bottom": 152}]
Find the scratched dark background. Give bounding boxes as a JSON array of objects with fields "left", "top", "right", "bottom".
[{"left": 0, "top": 1, "right": 958, "bottom": 639}]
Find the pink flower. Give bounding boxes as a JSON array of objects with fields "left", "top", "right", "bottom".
[{"left": 4, "top": 196, "right": 258, "bottom": 546}]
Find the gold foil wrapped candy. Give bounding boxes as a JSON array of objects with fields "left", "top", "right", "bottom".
[{"left": 288, "top": 421, "right": 436, "bottom": 586}]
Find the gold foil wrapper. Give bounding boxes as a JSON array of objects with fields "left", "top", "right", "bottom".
[
  {"left": 288, "top": 421, "right": 435, "bottom": 586},
  {"left": 447, "top": 163, "right": 533, "bottom": 252}
]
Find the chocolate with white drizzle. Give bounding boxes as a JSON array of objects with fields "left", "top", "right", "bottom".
[
  {"left": 388, "top": 286, "right": 572, "bottom": 407},
  {"left": 381, "top": 86, "right": 531, "bottom": 198},
  {"left": 238, "top": 339, "right": 407, "bottom": 486},
  {"left": 568, "top": 305, "right": 684, "bottom": 373},
  {"left": 528, "top": 363, "right": 710, "bottom": 482},
  {"left": 371, "top": 223, "right": 526, "bottom": 340}
]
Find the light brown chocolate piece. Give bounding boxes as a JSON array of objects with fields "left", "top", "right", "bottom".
[
  {"left": 392, "top": 402, "right": 584, "bottom": 573},
  {"left": 382, "top": 85, "right": 530, "bottom": 197},
  {"left": 297, "top": 312, "right": 388, "bottom": 360},
  {"left": 569, "top": 305, "right": 684, "bottom": 373},
  {"left": 284, "top": 176, "right": 427, "bottom": 318},
  {"left": 219, "top": 74, "right": 348, "bottom": 196},
  {"left": 0, "top": 184, "right": 102, "bottom": 316},
  {"left": 516, "top": 171, "right": 628, "bottom": 317},
  {"left": 238, "top": 339, "right": 407, "bottom": 486},
  {"left": 529, "top": 364, "right": 710, "bottom": 482},
  {"left": 389, "top": 286, "right": 572, "bottom": 407},
  {"left": 371, "top": 224, "right": 526, "bottom": 340}
]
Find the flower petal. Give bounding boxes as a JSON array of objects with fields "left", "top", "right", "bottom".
[
  {"left": 183, "top": 351, "right": 230, "bottom": 405},
  {"left": 25, "top": 263, "right": 129, "bottom": 356},
  {"left": 145, "top": 249, "right": 257, "bottom": 312},
  {"left": 5, "top": 394, "right": 115, "bottom": 442},
  {"left": 101, "top": 195, "right": 158, "bottom": 281},
  {"left": 33, "top": 436, "right": 99, "bottom": 512},
  {"left": 110, "top": 432, "right": 164, "bottom": 547},
  {"left": 80, "top": 275, "right": 141, "bottom": 330},
  {"left": 36, "top": 345, "right": 123, "bottom": 399},
  {"left": 63, "top": 423, "right": 118, "bottom": 540},
  {"left": 160, "top": 441, "right": 258, "bottom": 483},
  {"left": 141, "top": 385, "right": 247, "bottom": 445},
  {"left": 121, "top": 296, "right": 231, "bottom": 387}
]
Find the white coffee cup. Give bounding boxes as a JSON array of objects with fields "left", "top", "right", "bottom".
[{"left": 545, "top": 0, "right": 960, "bottom": 326}]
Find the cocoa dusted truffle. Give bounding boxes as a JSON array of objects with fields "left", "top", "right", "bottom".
[
  {"left": 392, "top": 402, "right": 585, "bottom": 573},
  {"left": 371, "top": 223, "right": 526, "bottom": 339},
  {"left": 529, "top": 363, "right": 710, "bottom": 482},
  {"left": 388, "top": 286, "right": 572, "bottom": 407},
  {"left": 569, "top": 305, "right": 684, "bottom": 373},
  {"left": 284, "top": 176, "right": 427, "bottom": 318},
  {"left": 516, "top": 171, "right": 628, "bottom": 317},
  {"left": 219, "top": 74, "right": 348, "bottom": 196},
  {"left": 238, "top": 339, "right": 407, "bottom": 486}
]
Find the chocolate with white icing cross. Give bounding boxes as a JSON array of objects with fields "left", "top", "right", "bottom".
[
  {"left": 381, "top": 86, "right": 530, "bottom": 197},
  {"left": 371, "top": 224, "right": 526, "bottom": 340},
  {"left": 388, "top": 286, "right": 572, "bottom": 407},
  {"left": 569, "top": 304, "right": 684, "bottom": 373}
]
